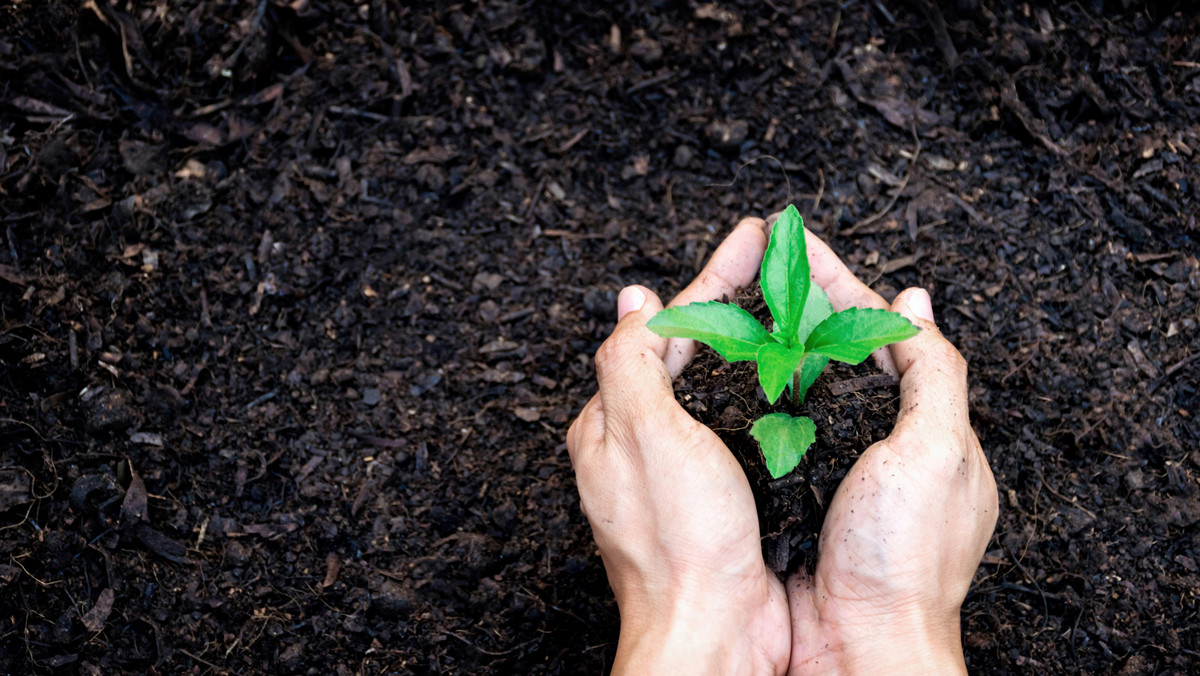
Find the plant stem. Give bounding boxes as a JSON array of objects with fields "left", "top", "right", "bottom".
[{"left": 791, "top": 369, "right": 800, "bottom": 407}]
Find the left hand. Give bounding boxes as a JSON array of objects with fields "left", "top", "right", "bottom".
[{"left": 567, "top": 217, "right": 791, "bottom": 675}]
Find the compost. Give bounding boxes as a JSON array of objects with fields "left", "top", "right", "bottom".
[{"left": 1, "top": 1, "right": 1197, "bottom": 673}]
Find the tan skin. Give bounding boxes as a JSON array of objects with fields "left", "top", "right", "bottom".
[{"left": 567, "top": 216, "right": 998, "bottom": 675}]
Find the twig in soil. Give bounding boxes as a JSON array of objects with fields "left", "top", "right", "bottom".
[
  {"left": 0, "top": 417, "right": 45, "bottom": 440},
  {"left": 199, "top": 287, "right": 212, "bottom": 327},
  {"left": 224, "top": 1, "right": 268, "bottom": 74},
  {"left": 327, "top": 105, "right": 390, "bottom": 123},
  {"left": 769, "top": 472, "right": 807, "bottom": 491},
  {"left": 515, "top": 585, "right": 601, "bottom": 640},
  {"left": 444, "top": 631, "right": 538, "bottom": 657},
  {"left": 0, "top": 502, "right": 35, "bottom": 533},
  {"left": 813, "top": 167, "right": 825, "bottom": 213},
  {"left": 1003, "top": 544, "right": 1050, "bottom": 631},
  {"left": 9, "top": 557, "right": 62, "bottom": 587},
  {"left": 553, "top": 127, "right": 590, "bottom": 154},
  {"left": 944, "top": 191, "right": 989, "bottom": 227},
  {"left": 705, "top": 155, "right": 793, "bottom": 204},
  {"left": 871, "top": 0, "right": 895, "bottom": 24},
  {"left": 352, "top": 434, "right": 407, "bottom": 449},
  {"left": 1000, "top": 350, "right": 1039, "bottom": 385},
  {"left": 999, "top": 79, "right": 1067, "bottom": 156},
  {"left": 178, "top": 648, "right": 246, "bottom": 676},
  {"left": 1152, "top": 350, "right": 1200, "bottom": 386},
  {"left": 827, "top": 8, "right": 840, "bottom": 50},
  {"left": 523, "top": 175, "right": 548, "bottom": 222},
  {"left": 625, "top": 70, "right": 680, "bottom": 95},
  {"left": 1033, "top": 467, "right": 1095, "bottom": 519},
  {"left": 665, "top": 128, "right": 703, "bottom": 146},
  {"left": 6, "top": 224, "right": 20, "bottom": 267},
  {"left": 427, "top": 271, "right": 464, "bottom": 292},
  {"left": 243, "top": 390, "right": 277, "bottom": 411},
  {"left": 1000, "top": 581, "right": 1062, "bottom": 602},
  {"left": 843, "top": 124, "right": 921, "bottom": 235},
  {"left": 1074, "top": 412, "right": 1108, "bottom": 442},
  {"left": 826, "top": 374, "right": 896, "bottom": 396},
  {"left": 498, "top": 307, "right": 535, "bottom": 323},
  {"left": 909, "top": 0, "right": 958, "bottom": 68},
  {"left": 541, "top": 229, "right": 606, "bottom": 239},
  {"left": 1069, "top": 599, "right": 1086, "bottom": 670}
]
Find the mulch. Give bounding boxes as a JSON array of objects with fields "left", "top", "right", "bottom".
[{"left": 1, "top": 1, "right": 1197, "bottom": 673}]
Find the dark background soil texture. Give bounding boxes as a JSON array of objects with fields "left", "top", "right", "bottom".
[{"left": 1, "top": 1, "right": 1198, "bottom": 673}]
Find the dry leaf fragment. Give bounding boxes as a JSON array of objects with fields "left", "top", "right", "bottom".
[
  {"left": 242, "top": 82, "right": 284, "bottom": 106},
  {"left": 120, "top": 467, "right": 148, "bottom": 525},
  {"left": 514, "top": 406, "right": 540, "bottom": 422},
  {"left": 81, "top": 589, "right": 115, "bottom": 633}
]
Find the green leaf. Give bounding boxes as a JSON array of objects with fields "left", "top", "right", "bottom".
[
  {"left": 760, "top": 205, "right": 810, "bottom": 347},
  {"left": 793, "top": 353, "right": 830, "bottom": 404},
  {"left": 646, "top": 301, "right": 771, "bottom": 362},
  {"left": 805, "top": 308, "right": 920, "bottom": 364},
  {"left": 795, "top": 283, "right": 834, "bottom": 345},
  {"left": 755, "top": 342, "right": 807, "bottom": 405},
  {"left": 750, "top": 413, "right": 816, "bottom": 479}
]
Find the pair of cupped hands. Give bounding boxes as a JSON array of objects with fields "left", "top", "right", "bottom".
[{"left": 567, "top": 216, "right": 999, "bottom": 674}]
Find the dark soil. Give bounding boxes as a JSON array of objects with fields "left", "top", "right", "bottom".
[
  {"left": 677, "top": 288, "right": 900, "bottom": 575},
  {"left": 1, "top": 1, "right": 1198, "bottom": 674}
]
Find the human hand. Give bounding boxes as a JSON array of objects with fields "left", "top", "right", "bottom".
[
  {"left": 567, "top": 218, "right": 790, "bottom": 675},
  {"left": 782, "top": 229, "right": 999, "bottom": 674}
]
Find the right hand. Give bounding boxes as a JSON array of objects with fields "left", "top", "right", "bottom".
[
  {"left": 783, "top": 228, "right": 999, "bottom": 675},
  {"left": 567, "top": 218, "right": 791, "bottom": 675}
]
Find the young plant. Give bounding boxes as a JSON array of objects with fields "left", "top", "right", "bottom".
[{"left": 647, "top": 204, "right": 919, "bottom": 478}]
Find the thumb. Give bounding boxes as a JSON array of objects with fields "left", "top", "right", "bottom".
[
  {"left": 887, "top": 288, "right": 971, "bottom": 437},
  {"left": 594, "top": 285, "right": 674, "bottom": 428},
  {"left": 785, "top": 569, "right": 828, "bottom": 669}
]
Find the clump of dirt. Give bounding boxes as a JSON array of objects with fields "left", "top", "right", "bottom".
[{"left": 674, "top": 288, "right": 898, "bottom": 574}]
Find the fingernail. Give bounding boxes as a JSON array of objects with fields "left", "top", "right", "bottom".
[
  {"left": 617, "top": 286, "right": 646, "bottom": 320},
  {"left": 908, "top": 288, "right": 935, "bottom": 323}
]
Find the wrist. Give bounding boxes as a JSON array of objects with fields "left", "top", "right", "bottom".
[
  {"left": 838, "top": 632, "right": 965, "bottom": 676},
  {"left": 612, "top": 576, "right": 787, "bottom": 676},
  {"left": 794, "top": 605, "right": 965, "bottom": 675},
  {"left": 613, "top": 616, "right": 739, "bottom": 676}
]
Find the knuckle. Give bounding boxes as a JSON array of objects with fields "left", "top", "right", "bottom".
[
  {"left": 890, "top": 426, "right": 958, "bottom": 462},
  {"left": 566, "top": 417, "right": 582, "bottom": 455},
  {"left": 926, "top": 335, "right": 968, "bottom": 375},
  {"left": 593, "top": 330, "right": 635, "bottom": 373},
  {"left": 595, "top": 329, "right": 660, "bottom": 381},
  {"left": 566, "top": 400, "right": 604, "bottom": 466},
  {"left": 946, "top": 347, "right": 969, "bottom": 377},
  {"left": 592, "top": 340, "right": 619, "bottom": 375}
]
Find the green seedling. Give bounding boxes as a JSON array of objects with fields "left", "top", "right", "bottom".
[{"left": 647, "top": 204, "right": 919, "bottom": 478}]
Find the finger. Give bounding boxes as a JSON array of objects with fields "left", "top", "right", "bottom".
[
  {"left": 570, "top": 280, "right": 652, "bottom": 463},
  {"left": 668, "top": 218, "right": 767, "bottom": 307},
  {"left": 594, "top": 285, "right": 676, "bottom": 430},
  {"left": 785, "top": 570, "right": 825, "bottom": 669},
  {"left": 800, "top": 228, "right": 897, "bottom": 374},
  {"left": 802, "top": 230, "right": 888, "bottom": 313},
  {"left": 887, "top": 287, "right": 971, "bottom": 440},
  {"left": 785, "top": 570, "right": 817, "bottom": 624},
  {"left": 663, "top": 217, "right": 769, "bottom": 377},
  {"left": 566, "top": 394, "right": 605, "bottom": 466}
]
